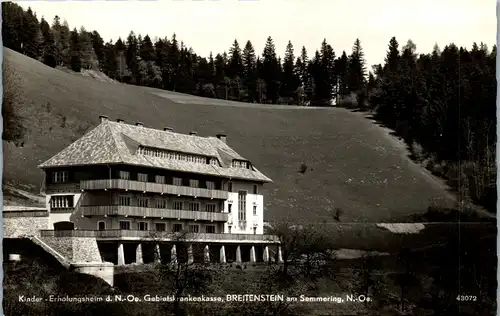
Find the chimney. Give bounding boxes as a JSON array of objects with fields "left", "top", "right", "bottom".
[
  {"left": 189, "top": 131, "right": 197, "bottom": 136},
  {"left": 135, "top": 122, "right": 144, "bottom": 127},
  {"left": 164, "top": 127, "right": 173, "bottom": 132},
  {"left": 116, "top": 119, "right": 124, "bottom": 123},
  {"left": 99, "top": 115, "right": 109, "bottom": 123},
  {"left": 216, "top": 134, "right": 227, "bottom": 143}
]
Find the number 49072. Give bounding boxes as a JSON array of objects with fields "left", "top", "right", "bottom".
[{"left": 456, "top": 295, "right": 477, "bottom": 302}]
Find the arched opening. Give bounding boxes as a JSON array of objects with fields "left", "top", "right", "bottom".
[
  {"left": 97, "top": 221, "right": 106, "bottom": 231},
  {"left": 53, "top": 221, "right": 75, "bottom": 230}
]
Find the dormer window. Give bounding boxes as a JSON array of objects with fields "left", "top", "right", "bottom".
[
  {"left": 232, "top": 160, "right": 249, "bottom": 169},
  {"left": 138, "top": 146, "right": 219, "bottom": 167}
]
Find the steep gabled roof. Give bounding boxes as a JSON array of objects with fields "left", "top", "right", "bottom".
[{"left": 38, "top": 120, "right": 272, "bottom": 183}]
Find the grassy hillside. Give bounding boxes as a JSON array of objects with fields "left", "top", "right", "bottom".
[{"left": 3, "top": 47, "right": 458, "bottom": 223}]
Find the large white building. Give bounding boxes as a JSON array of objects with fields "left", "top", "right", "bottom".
[{"left": 37, "top": 115, "right": 280, "bottom": 265}]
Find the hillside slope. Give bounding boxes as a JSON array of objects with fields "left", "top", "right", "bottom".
[{"left": 3, "top": 47, "right": 456, "bottom": 223}]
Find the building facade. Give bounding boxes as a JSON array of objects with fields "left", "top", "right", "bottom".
[{"left": 37, "top": 115, "right": 280, "bottom": 266}]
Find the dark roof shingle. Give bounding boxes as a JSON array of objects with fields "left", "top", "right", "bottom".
[{"left": 38, "top": 120, "right": 272, "bottom": 182}]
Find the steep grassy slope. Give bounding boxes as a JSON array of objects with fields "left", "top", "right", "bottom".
[{"left": 3, "top": 47, "right": 456, "bottom": 223}]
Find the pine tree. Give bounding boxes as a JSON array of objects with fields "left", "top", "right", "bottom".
[
  {"left": 58, "top": 20, "right": 71, "bottom": 66},
  {"left": 242, "top": 40, "right": 258, "bottom": 102},
  {"left": 39, "top": 17, "right": 57, "bottom": 67},
  {"left": 261, "top": 36, "right": 280, "bottom": 104},
  {"left": 335, "top": 51, "right": 349, "bottom": 104},
  {"left": 23, "top": 8, "right": 42, "bottom": 59},
  {"left": 90, "top": 30, "right": 105, "bottom": 69},
  {"left": 126, "top": 31, "right": 139, "bottom": 83},
  {"left": 78, "top": 27, "right": 97, "bottom": 70},
  {"left": 139, "top": 34, "right": 156, "bottom": 62},
  {"left": 102, "top": 40, "right": 118, "bottom": 78},
  {"left": 384, "top": 37, "right": 400, "bottom": 73},
  {"left": 281, "top": 41, "right": 299, "bottom": 104},
  {"left": 2, "top": 3, "right": 23, "bottom": 51},
  {"left": 318, "top": 39, "right": 336, "bottom": 106},
  {"left": 228, "top": 40, "right": 244, "bottom": 79},
  {"left": 69, "top": 28, "right": 82, "bottom": 72},
  {"left": 347, "top": 38, "right": 366, "bottom": 93}
]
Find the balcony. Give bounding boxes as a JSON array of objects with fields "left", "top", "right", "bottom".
[
  {"left": 39, "top": 229, "right": 280, "bottom": 243},
  {"left": 80, "top": 179, "right": 228, "bottom": 200},
  {"left": 45, "top": 182, "right": 81, "bottom": 194},
  {"left": 81, "top": 205, "right": 228, "bottom": 222}
]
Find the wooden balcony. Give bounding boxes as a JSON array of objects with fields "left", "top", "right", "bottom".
[
  {"left": 80, "top": 179, "right": 228, "bottom": 200},
  {"left": 39, "top": 229, "right": 280, "bottom": 244},
  {"left": 45, "top": 183, "right": 81, "bottom": 194},
  {"left": 81, "top": 205, "right": 228, "bottom": 222}
]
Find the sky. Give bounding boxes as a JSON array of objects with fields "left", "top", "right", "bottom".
[{"left": 17, "top": 0, "right": 496, "bottom": 69}]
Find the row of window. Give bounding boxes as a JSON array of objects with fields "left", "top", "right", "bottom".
[
  {"left": 120, "top": 171, "right": 259, "bottom": 195},
  {"left": 51, "top": 170, "right": 259, "bottom": 195},
  {"left": 50, "top": 195, "right": 74, "bottom": 208},
  {"left": 137, "top": 147, "right": 219, "bottom": 166},
  {"left": 112, "top": 221, "right": 216, "bottom": 233},
  {"left": 227, "top": 225, "right": 258, "bottom": 234},
  {"left": 109, "top": 221, "right": 257, "bottom": 234},
  {"left": 119, "top": 171, "right": 216, "bottom": 189},
  {"left": 118, "top": 196, "right": 219, "bottom": 212}
]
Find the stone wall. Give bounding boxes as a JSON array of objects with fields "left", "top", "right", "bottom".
[
  {"left": 40, "top": 236, "right": 102, "bottom": 263},
  {"left": 72, "top": 238, "right": 102, "bottom": 263},
  {"left": 3, "top": 216, "right": 50, "bottom": 238},
  {"left": 40, "top": 236, "right": 74, "bottom": 260}
]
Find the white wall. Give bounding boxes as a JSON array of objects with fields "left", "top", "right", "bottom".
[
  {"left": 222, "top": 181, "right": 264, "bottom": 235},
  {"left": 47, "top": 193, "right": 82, "bottom": 228}
]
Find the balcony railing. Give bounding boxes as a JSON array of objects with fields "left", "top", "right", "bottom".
[
  {"left": 80, "top": 179, "right": 228, "bottom": 200},
  {"left": 45, "top": 183, "right": 81, "bottom": 193},
  {"left": 39, "top": 229, "right": 280, "bottom": 243},
  {"left": 81, "top": 205, "right": 228, "bottom": 222}
]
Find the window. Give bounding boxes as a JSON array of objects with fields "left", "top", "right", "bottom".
[
  {"left": 155, "top": 175, "right": 165, "bottom": 184},
  {"left": 52, "top": 171, "right": 68, "bottom": 183},
  {"left": 206, "top": 181, "right": 215, "bottom": 190},
  {"left": 173, "top": 177, "right": 182, "bottom": 186},
  {"left": 253, "top": 205, "right": 257, "bottom": 216},
  {"left": 156, "top": 223, "right": 166, "bottom": 231},
  {"left": 253, "top": 185, "right": 258, "bottom": 195},
  {"left": 228, "top": 182, "right": 233, "bottom": 192},
  {"left": 232, "top": 160, "right": 249, "bottom": 169},
  {"left": 120, "top": 221, "right": 131, "bottom": 230},
  {"left": 228, "top": 226, "right": 232, "bottom": 234},
  {"left": 50, "top": 195, "right": 74, "bottom": 209},
  {"left": 119, "top": 171, "right": 130, "bottom": 180},
  {"left": 189, "top": 179, "right": 199, "bottom": 188},
  {"left": 138, "top": 197, "right": 149, "bottom": 208},
  {"left": 228, "top": 204, "right": 232, "bottom": 213},
  {"left": 206, "top": 225, "right": 216, "bottom": 233},
  {"left": 97, "top": 221, "right": 106, "bottom": 231},
  {"left": 253, "top": 227, "right": 257, "bottom": 234},
  {"left": 155, "top": 198, "right": 167, "bottom": 209},
  {"left": 238, "top": 191, "right": 247, "bottom": 222},
  {"left": 189, "top": 202, "right": 200, "bottom": 211},
  {"left": 205, "top": 204, "right": 216, "bottom": 213},
  {"left": 173, "top": 224, "right": 183, "bottom": 232},
  {"left": 173, "top": 201, "right": 183, "bottom": 210},
  {"left": 119, "top": 195, "right": 131, "bottom": 206},
  {"left": 138, "top": 173, "right": 148, "bottom": 182},
  {"left": 138, "top": 222, "right": 148, "bottom": 231},
  {"left": 189, "top": 225, "right": 199, "bottom": 233}
]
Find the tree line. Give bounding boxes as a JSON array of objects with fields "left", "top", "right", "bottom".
[
  {"left": 2, "top": 2, "right": 496, "bottom": 212},
  {"left": 2, "top": 2, "right": 366, "bottom": 106}
]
